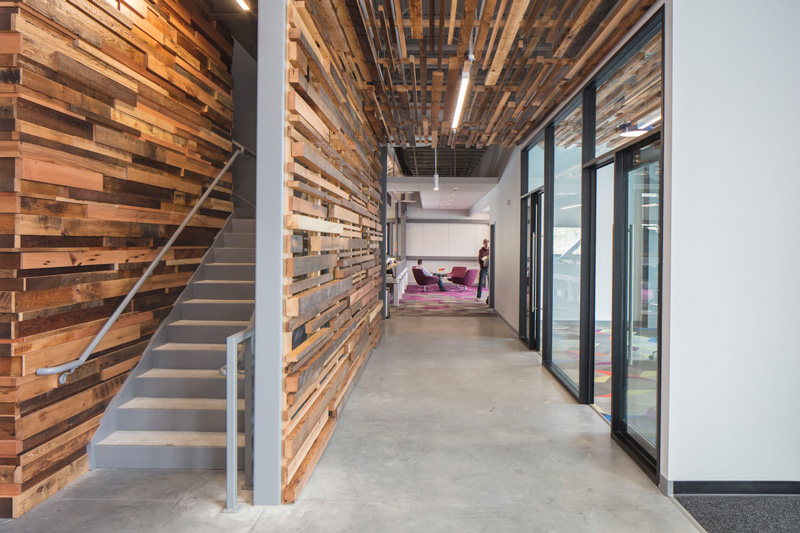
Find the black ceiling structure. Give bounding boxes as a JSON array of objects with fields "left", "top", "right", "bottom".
[{"left": 395, "top": 146, "right": 487, "bottom": 177}]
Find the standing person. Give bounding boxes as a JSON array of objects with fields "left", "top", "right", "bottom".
[
  {"left": 477, "top": 239, "right": 490, "bottom": 301},
  {"left": 417, "top": 259, "right": 446, "bottom": 291}
]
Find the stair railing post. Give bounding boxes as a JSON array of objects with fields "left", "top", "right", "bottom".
[
  {"left": 224, "top": 333, "right": 239, "bottom": 513},
  {"left": 245, "top": 331, "right": 254, "bottom": 489}
]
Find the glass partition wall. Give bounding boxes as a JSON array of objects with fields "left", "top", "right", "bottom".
[
  {"left": 519, "top": 12, "right": 663, "bottom": 481},
  {"left": 550, "top": 101, "right": 583, "bottom": 391}
]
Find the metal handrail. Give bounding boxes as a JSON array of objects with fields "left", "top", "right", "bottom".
[
  {"left": 223, "top": 315, "right": 255, "bottom": 513},
  {"left": 37, "top": 140, "right": 255, "bottom": 384}
]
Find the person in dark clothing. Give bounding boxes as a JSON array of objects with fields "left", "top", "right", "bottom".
[
  {"left": 477, "top": 239, "right": 489, "bottom": 301},
  {"left": 417, "top": 259, "right": 446, "bottom": 291}
]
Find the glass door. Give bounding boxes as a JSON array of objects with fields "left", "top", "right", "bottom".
[
  {"left": 529, "top": 192, "right": 543, "bottom": 350},
  {"left": 612, "top": 136, "right": 661, "bottom": 469},
  {"left": 520, "top": 192, "right": 543, "bottom": 350},
  {"left": 520, "top": 196, "right": 531, "bottom": 344}
]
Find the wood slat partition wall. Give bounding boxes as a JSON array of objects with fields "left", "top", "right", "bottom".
[
  {"left": 284, "top": 1, "right": 384, "bottom": 503},
  {"left": 0, "top": 0, "right": 234, "bottom": 517}
]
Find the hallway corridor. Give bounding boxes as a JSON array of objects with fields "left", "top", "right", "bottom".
[
  {"left": 3, "top": 316, "right": 699, "bottom": 532},
  {"left": 272, "top": 315, "right": 697, "bottom": 531}
]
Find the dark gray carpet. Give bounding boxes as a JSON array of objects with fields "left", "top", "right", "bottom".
[{"left": 677, "top": 496, "right": 800, "bottom": 533}]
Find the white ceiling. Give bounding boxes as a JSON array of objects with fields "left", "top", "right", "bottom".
[{"left": 387, "top": 176, "right": 499, "bottom": 211}]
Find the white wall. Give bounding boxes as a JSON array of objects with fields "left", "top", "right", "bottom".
[
  {"left": 486, "top": 149, "right": 522, "bottom": 330},
  {"left": 666, "top": 0, "right": 800, "bottom": 482},
  {"left": 405, "top": 206, "right": 490, "bottom": 283}
]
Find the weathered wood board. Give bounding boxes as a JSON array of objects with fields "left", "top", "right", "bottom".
[
  {"left": 283, "top": 0, "right": 384, "bottom": 504},
  {"left": 0, "top": 0, "right": 234, "bottom": 517}
]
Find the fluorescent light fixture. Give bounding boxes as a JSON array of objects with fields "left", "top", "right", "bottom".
[
  {"left": 235, "top": 0, "right": 250, "bottom": 10},
  {"left": 639, "top": 114, "right": 662, "bottom": 129},
  {"left": 451, "top": 57, "right": 473, "bottom": 131},
  {"left": 433, "top": 173, "right": 439, "bottom": 191},
  {"left": 618, "top": 120, "right": 647, "bottom": 138},
  {"left": 560, "top": 204, "right": 582, "bottom": 210},
  {"left": 451, "top": 76, "right": 469, "bottom": 130},
  {"left": 620, "top": 128, "right": 646, "bottom": 138}
]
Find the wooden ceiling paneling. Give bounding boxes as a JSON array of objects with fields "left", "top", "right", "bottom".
[{"left": 355, "top": 0, "right": 657, "bottom": 151}]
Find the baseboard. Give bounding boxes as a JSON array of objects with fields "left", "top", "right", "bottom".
[
  {"left": 660, "top": 475, "right": 673, "bottom": 496},
  {"left": 673, "top": 480, "right": 800, "bottom": 495}
]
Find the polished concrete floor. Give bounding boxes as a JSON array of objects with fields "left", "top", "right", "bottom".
[{"left": 3, "top": 316, "right": 699, "bottom": 532}]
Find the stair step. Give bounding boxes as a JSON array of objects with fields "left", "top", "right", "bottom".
[
  {"left": 117, "top": 397, "right": 245, "bottom": 431},
  {"left": 181, "top": 299, "right": 254, "bottom": 321},
  {"left": 135, "top": 368, "right": 244, "bottom": 398},
  {"left": 94, "top": 431, "right": 244, "bottom": 469},
  {"left": 232, "top": 219, "right": 255, "bottom": 233},
  {"left": 121, "top": 397, "right": 244, "bottom": 410},
  {"left": 223, "top": 233, "right": 255, "bottom": 248},
  {"left": 214, "top": 247, "right": 255, "bottom": 263},
  {"left": 98, "top": 430, "right": 244, "bottom": 447},
  {"left": 151, "top": 343, "right": 226, "bottom": 369},
  {"left": 204, "top": 263, "right": 255, "bottom": 281},
  {"left": 167, "top": 319, "right": 249, "bottom": 343},
  {"left": 193, "top": 280, "right": 255, "bottom": 300}
]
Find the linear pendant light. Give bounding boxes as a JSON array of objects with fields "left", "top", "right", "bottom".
[
  {"left": 451, "top": 54, "right": 475, "bottom": 131},
  {"left": 433, "top": 147, "right": 439, "bottom": 191}
]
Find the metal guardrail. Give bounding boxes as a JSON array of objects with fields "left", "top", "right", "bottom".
[
  {"left": 222, "top": 315, "right": 254, "bottom": 513},
  {"left": 36, "top": 140, "right": 254, "bottom": 384}
]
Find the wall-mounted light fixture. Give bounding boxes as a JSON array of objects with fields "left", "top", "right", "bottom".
[
  {"left": 235, "top": 0, "right": 250, "bottom": 10},
  {"left": 452, "top": 54, "right": 475, "bottom": 131}
]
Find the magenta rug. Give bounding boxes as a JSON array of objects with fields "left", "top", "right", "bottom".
[{"left": 392, "top": 283, "right": 495, "bottom": 317}]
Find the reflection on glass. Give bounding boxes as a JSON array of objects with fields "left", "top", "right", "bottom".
[
  {"left": 593, "top": 165, "right": 614, "bottom": 421},
  {"left": 551, "top": 100, "right": 582, "bottom": 388},
  {"left": 622, "top": 139, "right": 661, "bottom": 454},
  {"left": 595, "top": 24, "right": 662, "bottom": 157},
  {"left": 528, "top": 139, "right": 545, "bottom": 192}
]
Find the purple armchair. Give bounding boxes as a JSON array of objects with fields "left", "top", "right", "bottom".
[
  {"left": 412, "top": 266, "right": 440, "bottom": 292},
  {"left": 446, "top": 266, "right": 467, "bottom": 281},
  {"left": 451, "top": 268, "right": 478, "bottom": 291}
]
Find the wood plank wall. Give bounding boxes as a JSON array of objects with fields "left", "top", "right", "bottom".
[
  {"left": 0, "top": 0, "right": 234, "bottom": 517},
  {"left": 283, "top": 1, "right": 384, "bottom": 503}
]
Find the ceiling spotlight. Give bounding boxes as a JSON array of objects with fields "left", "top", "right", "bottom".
[{"left": 235, "top": 0, "right": 250, "bottom": 10}]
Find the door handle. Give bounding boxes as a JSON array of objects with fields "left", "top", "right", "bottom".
[{"left": 626, "top": 224, "right": 634, "bottom": 366}]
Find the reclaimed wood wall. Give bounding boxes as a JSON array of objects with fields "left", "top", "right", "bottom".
[
  {"left": 0, "top": 0, "right": 234, "bottom": 517},
  {"left": 283, "top": 1, "right": 384, "bottom": 503}
]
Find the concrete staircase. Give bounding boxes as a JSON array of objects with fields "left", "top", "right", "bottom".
[{"left": 92, "top": 218, "right": 255, "bottom": 469}]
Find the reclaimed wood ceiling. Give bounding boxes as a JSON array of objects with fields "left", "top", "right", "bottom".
[{"left": 350, "top": 0, "right": 658, "bottom": 149}]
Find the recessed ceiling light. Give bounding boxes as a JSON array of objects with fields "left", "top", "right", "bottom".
[{"left": 453, "top": 187, "right": 459, "bottom": 191}]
